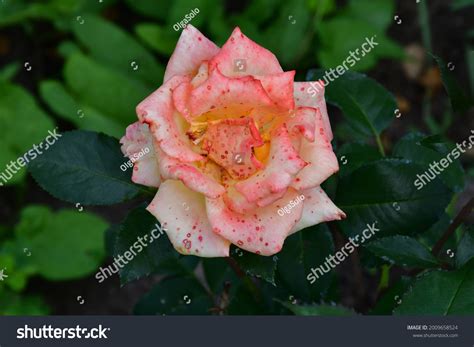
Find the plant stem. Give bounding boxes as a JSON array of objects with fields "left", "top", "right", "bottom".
[
  {"left": 432, "top": 198, "right": 474, "bottom": 257},
  {"left": 375, "top": 133, "right": 386, "bottom": 157},
  {"left": 225, "top": 257, "right": 263, "bottom": 302}
]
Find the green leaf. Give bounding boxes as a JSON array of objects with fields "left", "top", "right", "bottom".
[
  {"left": 0, "top": 82, "right": 55, "bottom": 186},
  {"left": 456, "top": 226, "right": 474, "bottom": 268},
  {"left": 365, "top": 235, "right": 439, "bottom": 268},
  {"left": 452, "top": 0, "right": 474, "bottom": 10},
  {"left": 370, "top": 276, "right": 412, "bottom": 315},
  {"left": 419, "top": 213, "right": 453, "bottom": 250},
  {"left": 64, "top": 53, "right": 151, "bottom": 125},
  {"left": 202, "top": 258, "right": 238, "bottom": 293},
  {"left": 124, "top": 0, "right": 173, "bottom": 21},
  {"left": 28, "top": 130, "right": 145, "bottom": 205},
  {"left": 393, "top": 133, "right": 465, "bottom": 192},
  {"left": 134, "top": 277, "right": 212, "bottom": 315},
  {"left": 307, "top": 70, "right": 396, "bottom": 144},
  {"left": 166, "top": 0, "right": 207, "bottom": 28},
  {"left": 0, "top": 240, "right": 37, "bottom": 291},
  {"left": 316, "top": 0, "right": 403, "bottom": 72},
  {"left": 336, "top": 159, "right": 452, "bottom": 239},
  {"left": 106, "top": 206, "right": 177, "bottom": 284},
  {"left": 72, "top": 15, "right": 163, "bottom": 86},
  {"left": 337, "top": 142, "right": 382, "bottom": 177},
  {"left": 432, "top": 54, "right": 473, "bottom": 114},
  {"left": 262, "top": 0, "right": 313, "bottom": 66},
  {"left": 40, "top": 80, "right": 124, "bottom": 138},
  {"left": 14, "top": 205, "right": 107, "bottom": 280},
  {"left": 232, "top": 246, "right": 277, "bottom": 285},
  {"left": 280, "top": 301, "right": 354, "bottom": 316},
  {"left": 395, "top": 259, "right": 474, "bottom": 315},
  {"left": 277, "top": 224, "right": 334, "bottom": 302},
  {"left": 0, "top": 288, "right": 50, "bottom": 315},
  {"left": 346, "top": 0, "right": 394, "bottom": 29},
  {"left": 0, "top": 62, "right": 20, "bottom": 81},
  {"left": 135, "top": 23, "right": 178, "bottom": 56}
]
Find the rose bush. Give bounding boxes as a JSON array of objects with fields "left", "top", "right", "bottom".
[{"left": 120, "top": 25, "right": 345, "bottom": 257}]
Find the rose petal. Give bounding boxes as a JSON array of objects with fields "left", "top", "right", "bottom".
[
  {"left": 289, "top": 186, "right": 346, "bottom": 234},
  {"left": 255, "top": 71, "right": 295, "bottom": 110},
  {"left": 287, "top": 107, "right": 317, "bottom": 142},
  {"left": 222, "top": 184, "right": 258, "bottom": 214},
  {"left": 147, "top": 180, "right": 230, "bottom": 257},
  {"left": 120, "top": 122, "right": 160, "bottom": 187},
  {"left": 209, "top": 27, "right": 283, "bottom": 77},
  {"left": 206, "top": 188, "right": 303, "bottom": 256},
  {"left": 188, "top": 67, "right": 274, "bottom": 117},
  {"left": 235, "top": 124, "right": 307, "bottom": 203},
  {"left": 293, "top": 81, "right": 333, "bottom": 141},
  {"left": 164, "top": 25, "right": 220, "bottom": 83},
  {"left": 137, "top": 75, "right": 203, "bottom": 162},
  {"left": 203, "top": 117, "right": 264, "bottom": 180},
  {"left": 156, "top": 146, "right": 225, "bottom": 199},
  {"left": 291, "top": 112, "right": 339, "bottom": 191}
]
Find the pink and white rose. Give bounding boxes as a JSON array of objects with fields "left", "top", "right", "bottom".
[{"left": 120, "top": 25, "right": 345, "bottom": 257}]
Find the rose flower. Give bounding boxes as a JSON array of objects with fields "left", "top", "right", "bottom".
[{"left": 120, "top": 25, "right": 345, "bottom": 257}]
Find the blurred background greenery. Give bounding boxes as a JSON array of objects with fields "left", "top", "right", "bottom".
[{"left": 0, "top": 0, "right": 473, "bottom": 314}]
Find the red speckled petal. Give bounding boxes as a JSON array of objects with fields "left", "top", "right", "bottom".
[
  {"left": 209, "top": 27, "right": 283, "bottom": 77},
  {"left": 293, "top": 81, "right": 333, "bottom": 141},
  {"left": 255, "top": 71, "right": 295, "bottom": 110},
  {"left": 147, "top": 180, "right": 230, "bottom": 257},
  {"left": 189, "top": 67, "right": 273, "bottom": 117},
  {"left": 203, "top": 117, "right": 264, "bottom": 180},
  {"left": 287, "top": 107, "right": 318, "bottom": 142},
  {"left": 156, "top": 146, "right": 225, "bottom": 199},
  {"left": 235, "top": 124, "right": 307, "bottom": 203},
  {"left": 120, "top": 122, "right": 160, "bottom": 187},
  {"left": 291, "top": 112, "right": 339, "bottom": 191},
  {"left": 137, "top": 75, "right": 203, "bottom": 162},
  {"left": 164, "top": 25, "right": 220, "bottom": 83},
  {"left": 289, "top": 186, "right": 346, "bottom": 235},
  {"left": 206, "top": 189, "right": 303, "bottom": 256}
]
